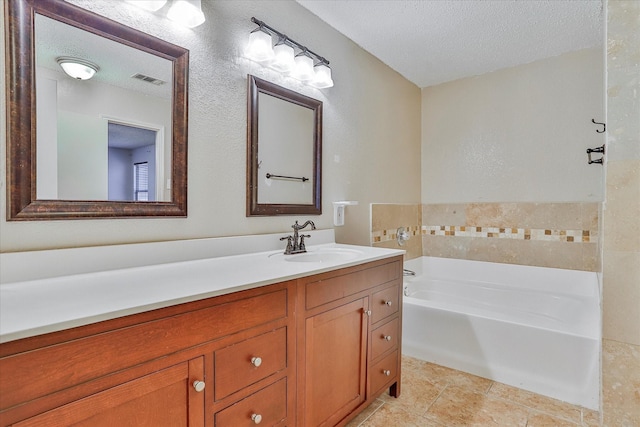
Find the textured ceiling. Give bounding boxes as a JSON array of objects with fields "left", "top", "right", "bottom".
[
  {"left": 35, "top": 13, "right": 172, "bottom": 99},
  {"left": 296, "top": 0, "right": 604, "bottom": 88}
]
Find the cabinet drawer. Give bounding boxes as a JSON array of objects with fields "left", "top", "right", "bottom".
[
  {"left": 370, "top": 350, "right": 398, "bottom": 396},
  {"left": 0, "top": 288, "right": 288, "bottom": 411},
  {"left": 214, "top": 378, "right": 287, "bottom": 427},
  {"left": 370, "top": 283, "right": 400, "bottom": 324},
  {"left": 371, "top": 317, "right": 399, "bottom": 360},
  {"left": 214, "top": 328, "right": 287, "bottom": 401},
  {"left": 305, "top": 261, "right": 401, "bottom": 309}
]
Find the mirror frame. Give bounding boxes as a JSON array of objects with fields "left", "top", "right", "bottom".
[
  {"left": 246, "top": 75, "right": 322, "bottom": 216},
  {"left": 5, "top": 0, "right": 188, "bottom": 220}
]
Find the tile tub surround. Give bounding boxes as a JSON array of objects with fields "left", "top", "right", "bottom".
[
  {"left": 603, "top": 0, "right": 640, "bottom": 347},
  {"left": 371, "top": 204, "right": 423, "bottom": 259},
  {"left": 422, "top": 202, "right": 599, "bottom": 271},
  {"left": 370, "top": 202, "right": 599, "bottom": 270}
]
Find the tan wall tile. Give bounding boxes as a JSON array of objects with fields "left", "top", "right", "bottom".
[
  {"left": 420, "top": 202, "right": 599, "bottom": 271},
  {"left": 603, "top": 251, "right": 640, "bottom": 345},
  {"left": 465, "top": 203, "right": 597, "bottom": 230},
  {"left": 604, "top": 160, "right": 640, "bottom": 252},
  {"left": 422, "top": 203, "right": 467, "bottom": 226},
  {"left": 581, "top": 203, "right": 600, "bottom": 231},
  {"left": 371, "top": 204, "right": 421, "bottom": 233},
  {"left": 374, "top": 237, "right": 421, "bottom": 260},
  {"left": 602, "top": 340, "right": 640, "bottom": 426},
  {"left": 422, "top": 235, "right": 471, "bottom": 259},
  {"left": 582, "top": 243, "right": 600, "bottom": 272}
]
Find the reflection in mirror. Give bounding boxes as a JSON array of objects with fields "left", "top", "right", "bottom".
[
  {"left": 107, "top": 123, "right": 161, "bottom": 202},
  {"left": 34, "top": 13, "right": 172, "bottom": 202},
  {"left": 5, "top": 0, "right": 188, "bottom": 220},
  {"left": 247, "top": 75, "right": 322, "bottom": 216},
  {"left": 257, "top": 93, "right": 314, "bottom": 205}
]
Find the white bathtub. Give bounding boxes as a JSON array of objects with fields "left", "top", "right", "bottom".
[{"left": 402, "top": 256, "right": 600, "bottom": 410}]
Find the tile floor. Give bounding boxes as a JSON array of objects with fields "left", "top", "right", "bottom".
[{"left": 346, "top": 356, "right": 600, "bottom": 427}]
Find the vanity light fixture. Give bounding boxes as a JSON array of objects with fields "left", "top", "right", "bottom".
[
  {"left": 56, "top": 57, "right": 99, "bottom": 80},
  {"left": 247, "top": 17, "right": 334, "bottom": 89}
]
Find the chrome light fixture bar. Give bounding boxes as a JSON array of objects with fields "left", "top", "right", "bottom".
[{"left": 247, "top": 17, "right": 333, "bottom": 89}]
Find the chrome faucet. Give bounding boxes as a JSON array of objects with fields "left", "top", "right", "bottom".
[{"left": 280, "top": 220, "right": 316, "bottom": 254}]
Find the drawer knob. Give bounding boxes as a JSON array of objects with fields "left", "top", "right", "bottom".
[
  {"left": 192, "top": 380, "right": 205, "bottom": 392},
  {"left": 365, "top": 310, "right": 372, "bottom": 316},
  {"left": 251, "top": 357, "right": 263, "bottom": 367},
  {"left": 384, "top": 300, "right": 393, "bottom": 306},
  {"left": 384, "top": 335, "right": 392, "bottom": 341},
  {"left": 251, "top": 413, "right": 262, "bottom": 424},
  {"left": 383, "top": 370, "right": 391, "bottom": 376}
]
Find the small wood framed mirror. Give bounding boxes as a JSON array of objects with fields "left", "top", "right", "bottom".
[
  {"left": 5, "top": 0, "right": 188, "bottom": 220},
  {"left": 246, "top": 75, "right": 322, "bottom": 216}
]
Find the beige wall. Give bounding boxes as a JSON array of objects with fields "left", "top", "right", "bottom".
[
  {"left": 0, "top": 0, "right": 421, "bottom": 252},
  {"left": 422, "top": 48, "right": 605, "bottom": 204},
  {"left": 603, "top": 1, "right": 640, "bottom": 345}
]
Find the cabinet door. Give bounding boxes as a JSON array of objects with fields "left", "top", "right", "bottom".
[
  {"left": 13, "top": 357, "right": 205, "bottom": 427},
  {"left": 304, "top": 297, "right": 368, "bottom": 427}
]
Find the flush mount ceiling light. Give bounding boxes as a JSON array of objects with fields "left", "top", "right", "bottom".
[
  {"left": 167, "top": 0, "right": 206, "bottom": 28},
  {"left": 56, "top": 57, "right": 99, "bottom": 80},
  {"left": 246, "top": 17, "right": 334, "bottom": 89}
]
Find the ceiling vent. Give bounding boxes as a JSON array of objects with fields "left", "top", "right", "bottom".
[{"left": 131, "top": 73, "right": 166, "bottom": 85}]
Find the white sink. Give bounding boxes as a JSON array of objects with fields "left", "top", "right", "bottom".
[{"left": 270, "top": 248, "right": 363, "bottom": 263}]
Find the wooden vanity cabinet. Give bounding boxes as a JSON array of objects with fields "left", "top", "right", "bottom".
[
  {"left": 297, "top": 256, "right": 403, "bottom": 427},
  {"left": 0, "top": 255, "right": 402, "bottom": 427},
  {"left": 0, "top": 281, "right": 296, "bottom": 427}
]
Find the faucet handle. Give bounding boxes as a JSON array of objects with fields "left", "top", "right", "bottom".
[
  {"left": 280, "top": 236, "right": 293, "bottom": 254},
  {"left": 299, "top": 234, "right": 311, "bottom": 251}
]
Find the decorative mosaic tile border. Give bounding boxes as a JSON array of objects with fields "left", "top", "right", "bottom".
[
  {"left": 372, "top": 225, "right": 596, "bottom": 243},
  {"left": 371, "top": 225, "right": 421, "bottom": 243}
]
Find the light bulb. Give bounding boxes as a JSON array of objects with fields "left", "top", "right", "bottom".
[
  {"left": 246, "top": 28, "right": 274, "bottom": 63},
  {"left": 311, "top": 63, "right": 334, "bottom": 88},
  {"left": 167, "top": 0, "right": 205, "bottom": 28},
  {"left": 269, "top": 42, "right": 295, "bottom": 74},
  {"left": 293, "top": 52, "right": 314, "bottom": 82}
]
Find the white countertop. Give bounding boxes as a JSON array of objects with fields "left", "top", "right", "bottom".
[{"left": 0, "top": 238, "right": 403, "bottom": 343}]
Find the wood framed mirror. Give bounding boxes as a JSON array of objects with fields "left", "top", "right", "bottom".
[
  {"left": 247, "top": 75, "right": 322, "bottom": 216},
  {"left": 5, "top": 0, "right": 188, "bottom": 220}
]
